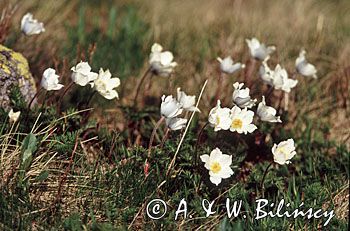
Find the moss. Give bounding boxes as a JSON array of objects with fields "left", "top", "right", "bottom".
[{"left": 0, "top": 45, "right": 37, "bottom": 110}]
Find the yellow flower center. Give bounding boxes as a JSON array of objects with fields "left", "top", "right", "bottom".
[
  {"left": 231, "top": 118, "right": 243, "bottom": 129},
  {"left": 210, "top": 162, "right": 222, "bottom": 174},
  {"left": 216, "top": 116, "right": 220, "bottom": 125},
  {"left": 95, "top": 79, "right": 107, "bottom": 89},
  {"left": 277, "top": 147, "right": 288, "bottom": 157},
  {"left": 215, "top": 116, "right": 220, "bottom": 128}
]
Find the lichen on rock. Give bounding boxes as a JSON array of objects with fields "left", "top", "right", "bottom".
[{"left": 0, "top": 44, "right": 37, "bottom": 109}]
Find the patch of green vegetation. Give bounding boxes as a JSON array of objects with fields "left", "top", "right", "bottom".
[
  {"left": 64, "top": 4, "right": 150, "bottom": 80},
  {"left": 0, "top": 106, "right": 348, "bottom": 230}
]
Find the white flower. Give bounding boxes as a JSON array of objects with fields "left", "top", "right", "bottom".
[
  {"left": 232, "top": 82, "right": 257, "bottom": 108},
  {"left": 8, "top": 109, "right": 20, "bottom": 123},
  {"left": 149, "top": 43, "right": 177, "bottom": 77},
  {"left": 246, "top": 38, "right": 275, "bottom": 60},
  {"left": 160, "top": 95, "right": 183, "bottom": 118},
  {"left": 71, "top": 61, "right": 98, "bottom": 86},
  {"left": 295, "top": 49, "right": 317, "bottom": 79},
  {"left": 272, "top": 65, "right": 298, "bottom": 93},
  {"left": 208, "top": 100, "right": 231, "bottom": 131},
  {"left": 200, "top": 148, "right": 234, "bottom": 186},
  {"left": 217, "top": 56, "right": 245, "bottom": 74},
  {"left": 229, "top": 106, "right": 257, "bottom": 134},
  {"left": 257, "top": 96, "right": 282, "bottom": 123},
  {"left": 41, "top": 68, "right": 64, "bottom": 91},
  {"left": 165, "top": 117, "right": 187, "bottom": 131},
  {"left": 177, "top": 88, "right": 200, "bottom": 112},
  {"left": 259, "top": 57, "right": 274, "bottom": 85},
  {"left": 92, "top": 68, "right": 120, "bottom": 100},
  {"left": 272, "top": 139, "right": 297, "bottom": 165},
  {"left": 21, "top": 13, "right": 45, "bottom": 35}
]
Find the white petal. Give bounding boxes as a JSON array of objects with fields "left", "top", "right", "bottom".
[{"left": 209, "top": 176, "right": 222, "bottom": 186}]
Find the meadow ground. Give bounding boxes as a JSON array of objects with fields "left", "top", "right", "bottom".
[{"left": 0, "top": 0, "right": 349, "bottom": 230}]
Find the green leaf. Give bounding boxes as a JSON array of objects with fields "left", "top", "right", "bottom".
[
  {"left": 218, "top": 217, "right": 233, "bottom": 231},
  {"left": 20, "top": 133, "right": 37, "bottom": 170},
  {"left": 35, "top": 171, "right": 49, "bottom": 182},
  {"left": 21, "top": 149, "right": 33, "bottom": 171},
  {"left": 63, "top": 213, "right": 83, "bottom": 231}
]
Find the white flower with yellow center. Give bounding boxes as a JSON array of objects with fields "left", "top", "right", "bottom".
[
  {"left": 160, "top": 95, "right": 183, "bottom": 118},
  {"left": 92, "top": 68, "right": 120, "bottom": 100},
  {"left": 41, "top": 68, "right": 64, "bottom": 91},
  {"left": 8, "top": 109, "right": 21, "bottom": 123},
  {"left": 71, "top": 61, "right": 98, "bottom": 86},
  {"left": 272, "top": 65, "right": 298, "bottom": 93},
  {"left": 295, "top": 49, "right": 317, "bottom": 79},
  {"left": 217, "top": 56, "right": 245, "bottom": 74},
  {"left": 177, "top": 88, "right": 200, "bottom": 112},
  {"left": 246, "top": 37, "right": 276, "bottom": 60},
  {"left": 229, "top": 106, "right": 257, "bottom": 134},
  {"left": 257, "top": 96, "right": 282, "bottom": 123},
  {"left": 208, "top": 100, "right": 231, "bottom": 131},
  {"left": 232, "top": 82, "right": 257, "bottom": 108},
  {"left": 21, "top": 13, "right": 45, "bottom": 35},
  {"left": 149, "top": 43, "right": 177, "bottom": 77},
  {"left": 272, "top": 139, "right": 297, "bottom": 165},
  {"left": 200, "top": 148, "right": 234, "bottom": 186}
]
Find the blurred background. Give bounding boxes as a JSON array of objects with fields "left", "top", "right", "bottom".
[{"left": 1, "top": 0, "right": 349, "bottom": 145}]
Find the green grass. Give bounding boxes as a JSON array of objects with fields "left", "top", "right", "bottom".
[{"left": 0, "top": 92, "right": 348, "bottom": 230}]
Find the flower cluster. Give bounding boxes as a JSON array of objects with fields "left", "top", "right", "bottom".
[
  {"left": 259, "top": 61, "right": 298, "bottom": 93},
  {"left": 160, "top": 88, "right": 199, "bottom": 131},
  {"left": 208, "top": 100, "right": 257, "bottom": 134},
  {"left": 40, "top": 62, "right": 120, "bottom": 100},
  {"left": 17, "top": 15, "right": 308, "bottom": 189},
  {"left": 200, "top": 37, "right": 310, "bottom": 185}
]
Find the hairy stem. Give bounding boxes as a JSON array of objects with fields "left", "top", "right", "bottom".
[
  {"left": 160, "top": 127, "right": 170, "bottom": 149},
  {"left": 57, "top": 82, "right": 74, "bottom": 112},
  {"left": 86, "top": 90, "right": 97, "bottom": 108},
  {"left": 244, "top": 58, "right": 256, "bottom": 88},
  {"left": 27, "top": 88, "right": 42, "bottom": 110},
  {"left": 147, "top": 116, "right": 165, "bottom": 158},
  {"left": 194, "top": 121, "right": 210, "bottom": 167},
  {"left": 215, "top": 72, "right": 224, "bottom": 101},
  {"left": 133, "top": 67, "right": 151, "bottom": 108},
  {"left": 260, "top": 162, "right": 273, "bottom": 191}
]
